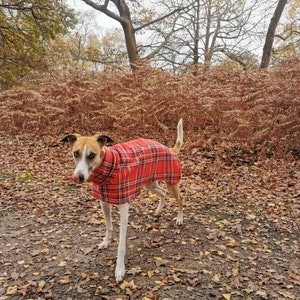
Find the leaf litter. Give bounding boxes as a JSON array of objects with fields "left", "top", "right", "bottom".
[{"left": 0, "top": 134, "right": 299, "bottom": 299}]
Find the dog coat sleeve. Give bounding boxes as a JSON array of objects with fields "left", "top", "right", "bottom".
[{"left": 88, "top": 139, "right": 181, "bottom": 205}]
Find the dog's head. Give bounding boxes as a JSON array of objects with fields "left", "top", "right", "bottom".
[{"left": 61, "top": 134, "right": 114, "bottom": 183}]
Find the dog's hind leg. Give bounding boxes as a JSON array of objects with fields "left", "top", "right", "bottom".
[
  {"left": 115, "top": 202, "right": 129, "bottom": 282},
  {"left": 166, "top": 183, "right": 183, "bottom": 225},
  {"left": 146, "top": 181, "right": 167, "bottom": 216},
  {"left": 99, "top": 201, "right": 113, "bottom": 249}
]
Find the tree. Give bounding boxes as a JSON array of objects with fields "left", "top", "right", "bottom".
[
  {"left": 142, "top": 0, "right": 262, "bottom": 73},
  {"left": 81, "top": 0, "right": 139, "bottom": 68},
  {"left": 81, "top": 0, "right": 191, "bottom": 69},
  {"left": 0, "top": 0, "right": 76, "bottom": 89},
  {"left": 260, "top": 0, "right": 288, "bottom": 68},
  {"left": 270, "top": 0, "right": 300, "bottom": 62},
  {"left": 46, "top": 10, "right": 128, "bottom": 76}
]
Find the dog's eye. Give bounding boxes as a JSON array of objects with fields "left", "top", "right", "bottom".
[
  {"left": 87, "top": 152, "right": 96, "bottom": 160},
  {"left": 73, "top": 150, "right": 80, "bottom": 158}
]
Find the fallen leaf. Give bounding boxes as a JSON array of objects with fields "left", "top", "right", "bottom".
[
  {"left": 6, "top": 286, "right": 17, "bottom": 295},
  {"left": 154, "top": 257, "right": 168, "bottom": 266},
  {"left": 226, "top": 240, "right": 238, "bottom": 248},
  {"left": 81, "top": 247, "right": 93, "bottom": 255},
  {"left": 58, "top": 276, "right": 70, "bottom": 285},
  {"left": 127, "top": 266, "right": 142, "bottom": 275},
  {"left": 246, "top": 214, "right": 256, "bottom": 220},
  {"left": 90, "top": 272, "right": 100, "bottom": 280},
  {"left": 143, "top": 293, "right": 159, "bottom": 300},
  {"left": 232, "top": 262, "right": 239, "bottom": 277},
  {"left": 19, "top": 284, "right": 30, "bottom": 296},
  {"left": 32, "top": 248, "right": 49, "bottom": 256},
  {"left": 58, "top": 261, "right": 67, "bottom": 267},
  {"left": 36, "top": 280, "right": 46, "bottom": 293},
  {"left": 147, "top": 270, "right": 155, "bottom": 278},
  {"left": 278, "top": 290, "right": 296, "bottom": 299},
  {"left": 289, "top": 272, "right": 300, "bottom": 282},
  {"left": 172, "top": 274, "right": 181, "bottom": 282},
  {"left": 190, "top": 238, "right": 196, "bottom": 244},
  {"left": 255, "top": 290, "right": 267, "bottom": 299},
  {"left": 155, "top": 278, "right": 168, "bottom": 286},
  {"left": 120, "top": 280, "right": 137, "bottom": 290},
  {"left": 212, "top": 274, "right": 220, "bottom": 283}
]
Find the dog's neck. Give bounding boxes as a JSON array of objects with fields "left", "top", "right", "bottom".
[{"left": 87, "top": 147, "right": 117, "bottom": 185}]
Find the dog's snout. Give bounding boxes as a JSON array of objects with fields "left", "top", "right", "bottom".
[{"left": 71, "top": 173, "right": 85, "bottom": 183}]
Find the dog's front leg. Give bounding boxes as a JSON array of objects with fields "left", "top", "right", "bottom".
[
  {"left": 115, "top": 202, "right": 129, "bottom": 282},
  {"left": 99, "top": 201, "right": 113, "bottom": 249}
]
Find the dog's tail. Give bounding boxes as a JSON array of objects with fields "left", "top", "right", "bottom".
[{"left": 172, "top": 118, "right": 183, "bottom": 154}]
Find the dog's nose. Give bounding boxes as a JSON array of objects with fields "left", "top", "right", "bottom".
[
  {"left": 71, "top": 173, "right": 85, "bottom": 183},
  {"left": 78, "top": 173, "right": 85, "bottom": 183}
]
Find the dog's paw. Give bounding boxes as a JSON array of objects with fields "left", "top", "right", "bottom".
[
  {"left": 176, "top": 213, "right": 183, "bottom": 225},
  {"left": 176, "top": 218, "right": 183, "bottom": 225},
  {"left": 98, "top": 240, "right": 110, "bottom": 249},
  {"left": 115, "top": 264, "right": 125, "bottom": 283},
  {"left": 154, "top": 208, "right": 162, "bottom": 216}
]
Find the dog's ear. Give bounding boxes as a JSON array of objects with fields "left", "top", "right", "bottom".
[
  {"left": 96, "top": 134, "right": 114, "bottom": 145},
  {"left": 60, "top": 134, "right": 80, "bottom": 144}
]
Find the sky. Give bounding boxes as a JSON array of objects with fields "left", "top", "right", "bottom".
[{"left": 66, "top": 0, "right": 119, "bottom": 31}]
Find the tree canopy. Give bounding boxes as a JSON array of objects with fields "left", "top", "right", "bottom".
[{"left": 0, "top": 0, "right": 77, "bottom": 89}]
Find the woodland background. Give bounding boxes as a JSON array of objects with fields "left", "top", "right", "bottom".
[
  {"left": 0, "top": 1, "right": 300, "bottom": 299},
  {"left": 1, "top": 0, "right": 300, "bottom": 90}
]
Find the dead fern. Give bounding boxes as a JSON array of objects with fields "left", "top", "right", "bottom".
[{"left": 0, "top": 59, "right": 299, "bottom": 160}]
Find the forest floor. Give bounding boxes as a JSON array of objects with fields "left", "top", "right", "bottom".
[{"left": 0, "top": 134, "right": 299, "bottom": 300}]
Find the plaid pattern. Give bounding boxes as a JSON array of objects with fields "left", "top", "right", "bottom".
[{"left": 87, "top": 138, "right": 181, "bottom": 205}]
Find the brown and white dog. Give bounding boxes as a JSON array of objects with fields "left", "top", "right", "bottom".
[{"left": 61, "top": 119, "right": 183, "bottom": 282}]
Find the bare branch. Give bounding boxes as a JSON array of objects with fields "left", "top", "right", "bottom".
[
  {"left": 81, "top": 0, "right": 123, "bottom": 23},
  {"left": 135, "top": 2, "right": 193, "bottom": 32}
]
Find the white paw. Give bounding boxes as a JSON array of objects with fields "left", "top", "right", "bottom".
[
  {"left": 176, "top": 213, "right": 183, "bottom": 225},
  {"left": 154, "top": 208, "right": 162, "bottom": 216},
  {"left": 98, "top": 239, "right": 110, "bottom": 249},
  {"left": 115, "top": 264, "right": 125, "bottom": 283}
]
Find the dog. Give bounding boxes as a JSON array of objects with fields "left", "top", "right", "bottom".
[{"left": 61, "top": 119, "right": 183, "bottom": 282}]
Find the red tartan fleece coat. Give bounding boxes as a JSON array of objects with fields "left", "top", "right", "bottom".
[{"left": 87, "top": 138, "right": 181, "bottom": 205}]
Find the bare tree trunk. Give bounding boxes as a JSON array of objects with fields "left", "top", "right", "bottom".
[
  {"left": 193, "top": 0, "right": 200, "bottom": 65},
  {"left": 111, "top": 0, "right": 140, "bottom": 69},
  {"left": 203, "top": 0, "right": 220, "bottom": 70},
  {"left": 192, "top": 0, "right": 200, "bottom": 75},
  {"left": 260, "top": 0, "right": 287, "bottom": 69},
  {"left": 82, "top": 0, "right": 140, "bottom": 70},
  {"left": 204, "top": 0, "right": 212, "bottom": 69}
]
